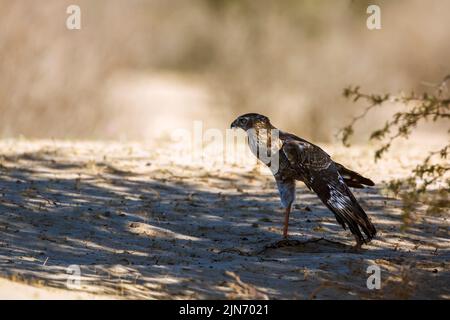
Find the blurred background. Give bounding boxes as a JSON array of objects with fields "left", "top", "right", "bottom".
[{"left": 0, "top": 0, "right": 449, "bottom": 143}]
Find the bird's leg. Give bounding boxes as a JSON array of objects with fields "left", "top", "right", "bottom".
[
  {"left": 283, "top": 206, "right": 291, "bottom": 239},
  {"left": 275, "top": 178, "right": 295, "bottom": 240},
  {"left": 264, "top": 206, "right": 291, "bottom": 249}
]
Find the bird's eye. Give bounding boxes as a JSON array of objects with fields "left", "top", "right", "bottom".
[{"left": 239, "top": 118, "right": 248, "bottom": 125}]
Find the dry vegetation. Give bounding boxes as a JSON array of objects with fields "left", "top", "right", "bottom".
[{"left": 339, "top": 77, "right": 450, "bottom": 224}]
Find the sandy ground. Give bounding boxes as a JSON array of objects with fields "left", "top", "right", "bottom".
[
  {"left": 0, "top": 277, "right": 115, "bottom": 300},
  {"left": 0, "top": 139, "right": 448, "bottom": 299}
]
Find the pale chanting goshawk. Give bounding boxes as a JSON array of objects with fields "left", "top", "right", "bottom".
[{"left": 231, "top": 113, "right": 376, "bottom": 248}]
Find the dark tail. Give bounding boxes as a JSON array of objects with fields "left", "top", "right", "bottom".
[
  {"left": 345, "top": 189, "right": 377, "bottom": 243},
  {"left": 335, "top": 162, "right": 375, "bottom": 189},
  {"left": 309, "top": 173, "right": 377, "bottom": 244},
  {"left": 323, "top": 185, "right": 377, "bottom": 244}
]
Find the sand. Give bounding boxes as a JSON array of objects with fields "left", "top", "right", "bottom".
[{"left": 0, "top": 139, "right": 448, "bottom": 299}]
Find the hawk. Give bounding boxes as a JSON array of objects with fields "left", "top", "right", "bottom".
[{"left": 230, "top": 113, "right": 376, "bottom": 248}]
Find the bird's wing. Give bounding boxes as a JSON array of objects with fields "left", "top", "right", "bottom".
[
  {"left": 280, "top": 138, "right": 332, "bottom": 175},
  {"left": 281, "top": 139, "right": 376, "bottom": 243}
]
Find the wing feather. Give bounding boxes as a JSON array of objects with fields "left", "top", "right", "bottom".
[{"left": 281, "top": 139, "right": 376, "bottom": 243}]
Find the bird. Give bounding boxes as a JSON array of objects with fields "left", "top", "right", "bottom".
[{"left": 230, "top": 113, "right": 376, "bottom": 248}]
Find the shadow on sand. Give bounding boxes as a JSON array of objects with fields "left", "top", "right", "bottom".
[{"left": 0, "top": 148, "right": 448, "bottom": 299}]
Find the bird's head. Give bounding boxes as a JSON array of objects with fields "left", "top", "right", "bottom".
[{"left": 230, "top": 113, "right": 272, "bottom": 131}]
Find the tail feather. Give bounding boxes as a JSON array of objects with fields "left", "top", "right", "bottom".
[
  {"left": 325, "top": 183, "right": 377, "bottom": 243},
  {"left": 335, "top": 162, "right": 375, "bottom": 189},
  {"left": 309, "top": 174, "right": 377, "bottom": 244}
]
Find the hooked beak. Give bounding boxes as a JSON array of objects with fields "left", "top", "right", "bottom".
[{"left": 230, "top": 119, "right": 238, "bottom": 129}]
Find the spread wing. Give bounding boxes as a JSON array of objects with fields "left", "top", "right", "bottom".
[{"left": 281, "top": 138, "right": 376, "bottom": 243}]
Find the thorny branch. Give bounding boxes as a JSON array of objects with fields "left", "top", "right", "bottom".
[{"left": 339, "top": 76, "right": 450, "bottom": 223}]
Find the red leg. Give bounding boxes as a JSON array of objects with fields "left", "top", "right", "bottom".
[{"left": 283, "top": 206, "right": 290, "bottom": 238}]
